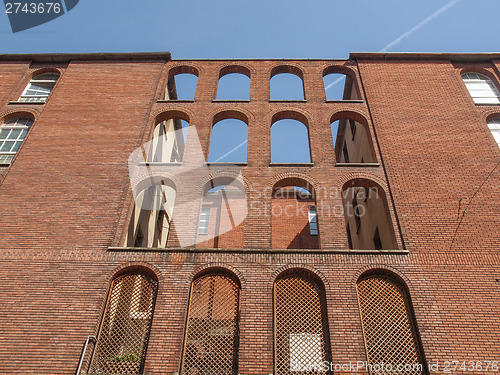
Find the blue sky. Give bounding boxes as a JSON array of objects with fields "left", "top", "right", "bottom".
[{"left": 1, "top": 0, "right": 499, "bottom": 57}]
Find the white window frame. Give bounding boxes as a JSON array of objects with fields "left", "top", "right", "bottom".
[
  {"left": 19, "top": 73, "right": 59, "bottom": 103},
  {"left": 487, "top": 118, "right": 500, "bottom": 147},
  {"left": 198, "top": 207, "right": 210, "bottom": 235},
  {"left": 461, "top": 72, "right": 500, "bottom": 105},
  {"left": 308, "top": 206, "right": 318, "bottom": 236},
  {"left": 0, "top": 118, "right": 33, "bottom": 165}
]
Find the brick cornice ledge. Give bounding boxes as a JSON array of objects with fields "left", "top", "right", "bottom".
[{"left": 108, "top": 246, "right": 409, "bottom": 255}]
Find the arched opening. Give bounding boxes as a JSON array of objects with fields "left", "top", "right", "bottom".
[
  {"left": 332, "top": 113, "right": 376, "bottom": 163},
  {"left": 271, "top": 115, "right": 311, "bottom": 163},
  {"left": 19, "top": 72, "right": 59, "bottom": 103},
  {"left": 196, "top": 178, "right": 246, "bottom": 249},
  {"left": 166, "top": 68, "right": 198, "bottom": 100},
  {"left": 270, "top": 66, "right": 305, "bottom": 100},
  {"left": 208, "top": 118, "right": 248, "bottom": 163},
  {"left": 357, "top": 271, "right": 427, "bottom": 375},
  {"left": 216, "top": 69, "right": 250, "bottom": 100},
  {"left": 461, "top": 72, "right": 500, "bottom": 104},
  {"left": 125, "top": 180, "right": 177, "bottom": 248},
  {"left": 274, "top": 270, "right": 332, "bottom": 374},
  {"left": 272, "top": 178, "right": 319, "bottom": 249},
  {"left": 181, "top": 271, "right": 241, "bottom": 375},
  {"left": 342, "top": 179, "right": 397, "bottom": 250},
  {"left": 89, "top": 272, "right": 158, "bottom": 375},
  {"left": 0, "top": 116, "right": 34, "bottom": 165},
  {"left": 147, "top": 117, "right": 189, "bottom": 163},
  {"left": 323, "top": 68, "right": 359, "bottom": 101}
]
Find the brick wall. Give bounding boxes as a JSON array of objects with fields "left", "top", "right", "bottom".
[{"left": 0, "top": 54, "right": 498, "bottom": 375}]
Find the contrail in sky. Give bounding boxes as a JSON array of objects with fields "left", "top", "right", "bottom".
[
  {"left": 326, "top": 0, "right": 460, "bottom": 90},
  {"left": 214, "top": 139, "right": 248, "bottom": 162},
  {"left": 380, "top": 0, "right": 460, "bottom": 52}
]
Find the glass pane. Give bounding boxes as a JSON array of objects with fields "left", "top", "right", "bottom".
[
  {"left": 0, "top": 141, "right": 15, "bottom": 152},
  {"left": 0, "top": 130, "right": 10, "bottom": 140},
  {"left": 8, "top": 129, "right": 22, "bottom": 139},
  {"left": 11, "top": 141, "right": 22, "bottom": 152}
]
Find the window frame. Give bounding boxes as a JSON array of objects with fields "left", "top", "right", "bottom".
[
  {"left": 18, "top": 73, "right": 60, "bottom": 103},
  {"left": 0, "top": 117, "right": 34, "bottom": 165},
  {"left": 461, "top": 72, "right": 500, "bottom": 105},
  {"left": 198, "top": 206, "right": 210, "bottom": 235},
  {"left": 308, "top": 205, "right": 318, "bottom": 236}
]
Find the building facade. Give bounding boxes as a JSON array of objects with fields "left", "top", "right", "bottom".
[{"left": 0, "top": 52, "right": 499, "bottom": 375}]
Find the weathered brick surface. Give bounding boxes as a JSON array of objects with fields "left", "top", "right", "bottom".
[{"left": 0, "top": 54, "right": 498, "bottom": 375}]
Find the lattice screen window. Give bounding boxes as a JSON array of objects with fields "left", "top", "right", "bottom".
[
  {"left": 181, "top": 273, "right": 240, "bottom": 375},
  {"left": 357, "top": 275, "right": 426, "bottom": 375},
  {"left": 274, "top": 273, "right": 331, "bottom": 375},
  {"left": 88, "top": 273, "right": 158, "bottom": 375}
]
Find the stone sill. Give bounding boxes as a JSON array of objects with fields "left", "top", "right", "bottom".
[
  {"left": 8, "top": 101, "right": 45, "bottom": 105},
  {"left": 269, "top": 163, "right": 314, "bottom": 167},
  {"left": 335, "top": 162, "right": 380, "bottom": 167}
]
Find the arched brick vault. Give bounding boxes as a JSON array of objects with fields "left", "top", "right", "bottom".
[
  {"left": 270, "top": 64, "right": 306, "bottom": 79},
  {"left": 0, "top": 109, "right": 38, "bottom": 122},
  {"left": 484, "top": 111, "right": 500, "bottom": 123},
  {"left": 267, "top": 173, "right": 320, "bottom": 195},
  {"left": 322, "top": 65, "right": 358, "bottom": 79},
  {"left": 132, "top": 176, "right": 178, "bottom": 197},
  {"left": 218, "top": 64, "right": 253, "bottom": 79},
  {"left": 352, "top": 265, "right": 413, "bottom": 293},
  {"left": 270, "top": 264, "right": 330, "bottom": 291},
  {"left": 188, "top": 264, "right": 246, "bottom": 289},
  {"left": 166, "top": 63, "right": 203, "bottom": 77},
  {"left": 29, "top": 67, "right": 63, "bottom": 78},
  {"left": 211, "top": 109, "right": 250, "bottom": 125},
  {"left": 460, "top": 67, "right": 500, "bottom": 85},
  {"left": 196, "top": 172, "right": 251, "bottom": 196},
  {"left": 271, "top": 110, "right": 310, "bottom": 127}
]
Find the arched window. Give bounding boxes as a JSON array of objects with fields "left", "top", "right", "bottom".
[
  {"left": 272, "top": 178, "right": 319, "bottom": 249},
  {"left": 147, "top": 118, "right": 189, "bottom": 163},
  {"left": 89, "top": 272, "right": 158, "bottom": 375},
  {"left": 461, "top": 72, "right": 500, "bottom": 104},
  {"left": 342, "top": 179, "right": 397, "bottom": 250},
  {"left": 181, "top": 272, "right": 240, "bottom": 375},
  {"left": 332, "top": 114, "right": 376, "bottom": 164},
  {"left": 487, "top": 117, "right": 500, "bottom": 147},
  {"left": 0, "top": 117, "right": 33, "bottom": 165},
  {"left": 357, "top": 273, "right": 427, "bottom": 374},
  {"left": 125, "top": 181, "right": 176, "bottom": 248},
  {"left": 216, "top": 72, "right": 250, "bottom": 100},
  {"left": 274, "top": 271, "right": 331, "bottom": 374},
  {"left": 208, "top": 118, "right": 248, "bottom": 163},
  {"left": 271, "top": 117, "right": 311, "bottom": 163},
  {"left": 196, "top": 178, "right": 246, "bottom": 249},
  {"left": 166, "top": 72, "right": 198, "bottom": 100},
  {"left": 19, "top": 72, "right": 59, "bottom": 103},
  {"left": 270, "top": 66, "right": 305, "bottom": 100}
]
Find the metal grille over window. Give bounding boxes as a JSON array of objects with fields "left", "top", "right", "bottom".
[
  {"left": 357, "top": 275, "right": 426, "bottom": 375},
  {"left": 19, "top": 73, "right": 59, "bottom": 103},
  {"left": 181, "top": 274, "right": 240, "bottom": 375},
  {"left": 0, "top": 118, "right": 33, "bottom": 165},
  {"left": 274, "top": 274, "right": 331, "bottom": 374},
  {"left": 88, "top": 273, "right": 158, "bottom": 375}
]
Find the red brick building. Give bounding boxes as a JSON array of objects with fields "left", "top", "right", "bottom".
[{"left": 0, "top": 52, "right": 499, "bottom": 375}]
